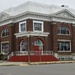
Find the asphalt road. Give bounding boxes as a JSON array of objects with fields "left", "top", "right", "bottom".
[{"left": 0, "top": 63, "right": 75, "bottom": 75}]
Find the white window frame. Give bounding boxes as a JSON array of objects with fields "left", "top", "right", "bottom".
[
  {"left": 58, "top": 26, "right": 71, "bottom": 35},
  {"left": 1, "top": 28, "right": 9, "bottom": 38},
  {"left": 19, "top": 21, "right": 26, "bottom": 32},
  {"left": 33, "top": 21, "right": 44, "bottom": 32},
  {"left": 20, "top": 40, "right": 26, "bottom": 52},
  {"left": 58, "top": 40, "right": 71, "bottom": 52},
  {"left": 1, "top": 41, "right": 9, "bottom": 54}
]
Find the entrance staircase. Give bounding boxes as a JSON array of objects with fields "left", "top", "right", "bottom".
[{"left": 8, "top": 51, "right": 59, "bottom": 62}]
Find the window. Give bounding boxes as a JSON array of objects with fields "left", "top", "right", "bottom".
[
  {"left": 1, "top": 42, "right": 9, "bottom": 54},
  {"left": 34, "top": 39, "right": 43, "bottom": 52},
  {"left": 33, "top": 21, "right": 43, "bottom": 32},
  {"left": 58, "top": 26, "right": 70, "bottom": 35},
  {"left": 34, "top": 39, "right": 43, "bottom": 46},
  {"left": 20, "top": 40, "right": 26, "bottom": 51},
  {"left": 1, "top": 28, "right": 9, "bottom": 37},
  {"left": 58, "top": 40, "right": 71, "bottom": 52},
  {"left": 19, "top": 21, "right": 26, "bottom": 32}
]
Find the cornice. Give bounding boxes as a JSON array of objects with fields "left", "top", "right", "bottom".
[
  {"left": 51, "top": 16, "right": 75, "bottom": 24},
  {"left": 15, "top": 31, "right": 49, "bottom": 38},
  {"left": 0, "top": 11, "right": 75, "bottom": 26}
]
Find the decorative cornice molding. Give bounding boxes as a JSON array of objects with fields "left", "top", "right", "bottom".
[
  {"left": 15, "top": 31, "right": 49, "bottom": 38},
  {"left": 51, "top": 21, "right": 57, "bottom": 24},
  {"left": 0, "top": 10, "right": 75, "bottom": 26}
]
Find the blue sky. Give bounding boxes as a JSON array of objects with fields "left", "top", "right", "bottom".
[{"left": 0, "top": 0, "right": 75, "bottom": 12}]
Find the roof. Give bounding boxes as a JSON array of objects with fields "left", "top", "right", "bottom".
[
  {"left": 1, "top": 1, "right": 75, "bottom": 17},
  {"left": 0, "top": 1, "right": 75, "bottom": 25}
]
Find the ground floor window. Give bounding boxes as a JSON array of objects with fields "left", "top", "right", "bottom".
[
  {"left": 58, "top": 40, "right": 71, "bottom": 52},
  {"left": 1, "top": 42, "right": 9, "bottom": 54}
]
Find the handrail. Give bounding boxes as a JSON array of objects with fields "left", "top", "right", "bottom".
[{"left": 7, "top": 51, "right": 53, "bottom": 59}]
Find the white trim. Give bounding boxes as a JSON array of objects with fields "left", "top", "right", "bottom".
[
  {"left": 58, "top": 40, "right": 71, "bottom": 52},
  {"left": 19, "top": 21, "right": 26, "bottom": 32},
  {"left": 1, "top": 41, "right": 9, "bottom": 54},
  {"left": 1, "top": 41, "right": 9, "bottom": 43},
  {"left": 51, "top": 9, "right": 75, "bottom": 18},
  {"left": 57, "top": 26, "right": 71, "bottom": 35},
  {"left": 33, "top": 20, "right": 44, "bottom": 32},
  {"left": 58, "top": 39, "right": 71, "bottom": 41},
  {"left": 20, "top": 40, "right": 26, "bottom": 52},
  {"left": 58, "top": 34, "right": 71, "bottom": 36},
  {"left": 1, "top": 28, "right": 9, "bottom": 38},
  {"left": 1, "top": 1, "right": 75, "bottom": 26},
  {"left": 52, "top": 16, "right": 75, "bottom": 24},
  {"left": 15, "top": 31, "right": 49, "bottom": 37},
  {"left": 0, "top": 13, "right": 75, "bottom": 26}
]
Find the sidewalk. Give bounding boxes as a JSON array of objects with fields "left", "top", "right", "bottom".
[
  {"left": 0, "top": 60, "right": 75, "bottom": 66},
  {"left": 0, "top": 61, "right": 25, "bottom": 66}
]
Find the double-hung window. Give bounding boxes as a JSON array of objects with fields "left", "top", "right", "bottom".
[
  {"left": 58, "top": 26, "right": 70, "bottom": 35},
  {"left": 58, "top": 40, "right": 71, "bottom": 52},
  {"left": 1, "top": 42, "right": 9, "bottom": 54},
  {"left": 1, "top": 28, "right": 9, "bottom": 37},
  {"left": 19, "top": 21, "right": 26, "bottom": 32},
  {"left": 33, "top": 21, "right": 43, "bottom": 32}
]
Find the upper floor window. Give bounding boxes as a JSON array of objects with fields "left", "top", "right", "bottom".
[
  {"left": 33, "top": 21, "right": 44, "bottom": 32},
  {"left": 19, "top": 21, "right": 26, "bottom": 32},
  {"left": 1, "top": 28, "right": 9, "bottom": 37},
  {"left": 58, "top": 26, "right": 70, "bottom": 35}
]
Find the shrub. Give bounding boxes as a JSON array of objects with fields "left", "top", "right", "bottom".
[{"left": 0, "top": 53, "right": 3, "bottom": 60}]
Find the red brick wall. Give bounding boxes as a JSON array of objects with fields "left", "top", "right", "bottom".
[
  {"left": 72, "top": 25, "right": 75, "bottom": 53},
  {"left": 14, "top": 19, "right": 52, "bottom": 51},
  {"left": 27, "top": 19, "right": 33, "bottom": 31},
  {"left": 50, "top": 22, "right": 73, "bottom": 55},
  {"left": 0, "top": 23, "right": 15, "bottom": 52},
  {"left": 50, "top": 22, "right": 58, "bottom": 52},
  {"left": 57, "top": 22, "right": 72, "bottom": 54},
  {"left": 0, "top": 19, "right": 74, "bottom": 56}
]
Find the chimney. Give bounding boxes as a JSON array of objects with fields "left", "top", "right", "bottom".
[{"left": 61, "top": 5, "right": 69, "bottom": 8}]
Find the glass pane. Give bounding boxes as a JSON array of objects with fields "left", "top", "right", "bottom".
[
  {"left": 34, "top": 40, "right": 43, "bottom": 46},
  {"left": 20, "top": 41, "right": 26, "bottom": 51},
  {"left": 2, "top": 29, "right": 9, "bottom": 37},
  {"left": 2, "top": 43, "right": 9, "bottom": 53},
  {"left": 58, "top": 41, "right": 70, "bottom": 51},
  {"left": 58, "top": 26, "right": 69, "bottom": 34},
  {"left": 34, "top": 23, "right": 42, "bottom": 31},
  {"left": 21, "top": 23, "right": 25, "bottom": 32}
]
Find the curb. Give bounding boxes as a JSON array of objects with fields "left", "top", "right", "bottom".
[
  {"left": 20, "top": 61, "right": 75, "bottom": 66},
  {"left": 0, "top": 61, "right": 75, "bottom": 66}
]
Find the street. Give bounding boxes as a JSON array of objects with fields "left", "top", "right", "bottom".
[{"left": 0, "top": 63, "right": 75, "bottom": 75}]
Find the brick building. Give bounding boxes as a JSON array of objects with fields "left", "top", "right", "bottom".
[{"left": 0, "top": 1, "right": 75, "bottom": 61}]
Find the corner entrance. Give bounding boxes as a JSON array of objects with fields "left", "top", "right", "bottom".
[{"left": 34, "top": 39, "right": 43, "bottom": 54}]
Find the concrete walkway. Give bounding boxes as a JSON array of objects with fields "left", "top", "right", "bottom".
[
  {"left": 0, "top": 60, "right": 75, "bottom": 66},
  {"left": 0, "top": 61, "right": 25, "bottom": 66}
]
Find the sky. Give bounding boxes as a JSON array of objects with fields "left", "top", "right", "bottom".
[{"left": 0, "top": 0, "right": 75, "bottom": 12}]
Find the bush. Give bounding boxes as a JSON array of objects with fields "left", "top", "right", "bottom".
[{"left": 0, "top": 53, "right": 3, "bottom": 60}]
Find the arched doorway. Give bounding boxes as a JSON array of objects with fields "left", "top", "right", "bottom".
[
  {"left": 20, "top": 40, "right": 26, "bottom": 52},
  {"left": 34, "top": 39, "right": 43, "bottom": 54}
]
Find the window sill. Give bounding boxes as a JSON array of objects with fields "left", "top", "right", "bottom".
[
  {"left": 33, "top": 31, "right": 43, "bottom": 32},
  {"left": 58, "top": 51, "right": 71, "bottom": 52},
  {"left": 1, "top": 52, "right": 8, "bottom": 55},
  {"left": 58, "top": 34, "right": 71, "bottom": 36},
  {"left": 1, "top": 36, "right": 9, "bottom": 38}
]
